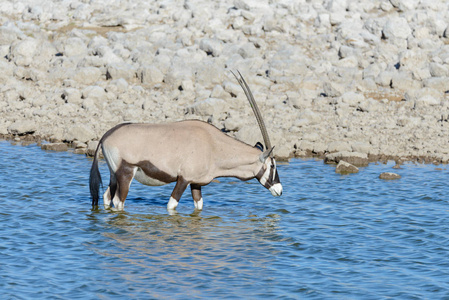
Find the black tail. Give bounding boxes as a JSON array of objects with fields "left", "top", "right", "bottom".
[{"left": 89, "top": 142, "right": 103, "bottom": 206}]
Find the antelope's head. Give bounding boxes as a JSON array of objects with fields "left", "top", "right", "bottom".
[
  {"left": 232, "top": 71, "right": 283, "bottom": 197},
  {"left": 256, "top": 144, "right": 283, "bottom": 196}
]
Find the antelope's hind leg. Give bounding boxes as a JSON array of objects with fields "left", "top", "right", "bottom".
[
  {"left": 103, "top": 186, "right": 112, "bottom": 209},
  {"left": 191, "top": 184, "right": 203, "bottom": 210},
  {"left": 112, "top": 164, "right": 136, "bottom": 211},
  {"left": 103, "top": 173, "right": 116, "bottom": 209}
]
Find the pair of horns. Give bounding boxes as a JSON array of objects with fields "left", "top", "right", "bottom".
[{"left": 231, "top": 70, "right": 273, "bottom": 155}]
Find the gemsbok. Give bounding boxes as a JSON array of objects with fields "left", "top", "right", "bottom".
[{"left": 89, "top": 71, "right": 282, "bottom": 211}]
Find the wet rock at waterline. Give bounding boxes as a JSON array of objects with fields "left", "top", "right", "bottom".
[
  {"left": 324, "top": 151, "right": 369, "bottom": 167},
  {"left": 41, "top": 143, "right": 68, "bottom": 152},
  {"left": 335, "top": 161, "right": 359, "bottom": 174},
  {"left": 379, "top": 172, "right": 401, "bottom": 180}
]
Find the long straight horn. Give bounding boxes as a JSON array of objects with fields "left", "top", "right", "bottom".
[{"left": 231, "top": 70, "right": 272, "bottom": 152}]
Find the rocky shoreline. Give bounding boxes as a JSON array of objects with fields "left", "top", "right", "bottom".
[{"left": 1, "top": 0, "right": 448, "bottom": 164}]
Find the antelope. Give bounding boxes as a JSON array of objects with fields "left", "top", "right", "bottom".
[{"left": 89, "top": 71, "right": 282, "bottom": 211}]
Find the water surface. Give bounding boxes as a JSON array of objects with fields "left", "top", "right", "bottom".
[{"left": 0, "top": 141, "right": 448, "bottom": 299}]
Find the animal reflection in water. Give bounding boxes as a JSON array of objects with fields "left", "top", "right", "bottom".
[{"left": 89, "top": 71, "right": 282, "bottom": 211}]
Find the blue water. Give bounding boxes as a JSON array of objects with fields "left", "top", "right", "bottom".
[{"left": 0, "top": 140, "right": 448, "bottom": 299}]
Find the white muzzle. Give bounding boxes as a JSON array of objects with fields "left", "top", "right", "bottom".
[{"left": 269, "top": 183, "right": 283, "bottom": 196}]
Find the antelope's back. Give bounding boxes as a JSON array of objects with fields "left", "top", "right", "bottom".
[{"left": 101, "top": 120, "right": 217, "bottom": 172}]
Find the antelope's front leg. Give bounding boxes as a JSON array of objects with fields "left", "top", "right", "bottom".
[
  {"left": 167, "top": 177, "right": 189, "bottom": 211},
  {"left": 191, "top": 184, "right": 203, "bottom": 210}
]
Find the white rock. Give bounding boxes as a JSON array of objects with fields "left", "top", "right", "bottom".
[
  {"left": 108, "top": 78, "right": 129, "bottom": 94},
  {"left": 297, "top": 140, "right": 314, "bottom": 152},
  {"left": 382, "top": 17, "right": 411, "bottom": 40},
  {"left": 106, "top": 63, "right": 136, "bottom": 80},
  {"left": 390, "top": 0, "right": 418, "bottom": 11},
  {"left": 9, "top": 38, "right": 39, "bottom": 66},
  {"left": 351, "top": 142, "right": 371, "bottom": 154},
  {"left": 164, "top": 60, "right": 194, "bottom": 88},
  {"left": 62, "top": 88, "right": 82, "bottom": 104},
  {"left": 199, "top": 38, "right": 223, "bottom": 57},
  {"left": 299, "top": 109, "right": 322, "bottom": 125},
  {"left": 224, "top": 115, "right": 244, "bottom": 131},
  {"left": 323, "top": 81, "right": 345, "bottom": 97},
  {"left": 139, "top": 66, "right": 164, "bottom": 85},
  {"left": 340, "top": 91, "right": 365, "bottom": 107},
  {"left": 423, "top": 77, "right": 449, "bottom": 91},
  {"left": 73, "top": 67, "right": 102, "bottom": 85},
  {"left": 327, "top": 141, "right": 352, "bottom": 153},
  {"left": 429, "top": 63, "right": 448, "bottom": 77},
  {"left": 416, "top": 95, "right": 440, "bottom": 106},
  {"left": 82, "top": 86, "right": 107, "bottom": 101},
  {"left": 186, "top": 98, "right": 227, "bottom": 116},
  {"left": 7, "top": 120, "right": 37, "bottom": 135},
  {"left": 65, "top": 125, "right": 96, "bottom": 142},
  {"left": 391, "top": 72, "right": 419, "bottom": 90},
  {"left": 63, "top": 37, "right": 87, "bottom": 57},
  {"left": 194, "top": 62, "right": 224, "bottom": 88}
]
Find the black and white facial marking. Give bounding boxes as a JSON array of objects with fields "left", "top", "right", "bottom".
[{"left": 256, "top": 155, "right": 283, "bottom": 197}]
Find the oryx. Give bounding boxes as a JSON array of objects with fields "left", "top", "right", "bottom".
[{"left": 89, "top": 71, "right": 282, "bottom": 211}]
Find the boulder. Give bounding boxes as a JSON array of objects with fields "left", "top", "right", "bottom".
[
  {"left": 186, "top": 98, "right": 227, "bottom": 116},
  {"left": 382, "top": 17, "right": 411, "bottom": 40},
  {"left": 9, "top": 38, "right": 39, "bottom": 66},
  {"left": 73, "top": 67, "right": 102, "bottom": 85},
  {"left": 106, "top": 63, "right": 137, "bottom": 80},
  {"left": 379, "top": 172, "right": 401, "bottom": 180},
  {"left": 324, "top": 151, "right": 369, "bottom": 167},
  {"left": 87, "top": 141, "right": 101, "bottom": 157},
  {"left": 41, "top": 143, "right": 68, "bottom": 152},
  {"left": 327, "top": 141, "right": 352, "bottom": 153},
  {"left": 62, "top": 88, "right": 82, "bottom": 104},
  {"left": 62, "top": 37, "right": 87, "bottom": 57},
  {"left": 8, "top": 121, "right": 37, "bottom": 135},
  {"left": 81, "top": 86, "right": 107, "bottom": 101},
  {"left": 199, "top": 38, "right": 223, "bottom": 57},
  {"left": 139, "top": 66, "right": 164, "bottom": 85},
  {"left": 65, "top": 125, "right": 96, "bottom": 142},
  {"left": 335, "top": 160, "right": 359, "bottom": 174},
  {"left": 340, "top": 92, "right": 365, "bottom": 107}
]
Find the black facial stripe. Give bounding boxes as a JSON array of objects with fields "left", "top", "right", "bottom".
[{"left": 268, "top": 162, "right": 274, "bottom": 184}]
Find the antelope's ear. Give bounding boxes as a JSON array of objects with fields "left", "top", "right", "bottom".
[
  {"left": 254, "top": 142, "right": 264, "bottom": 152},
  {"left": 259, "top": 146, "right": 275, "bottom": 162}
]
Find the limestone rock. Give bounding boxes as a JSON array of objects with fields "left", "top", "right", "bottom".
[
  {"left": 139, "top": 66, "right": 164, "bottom": 85},
  {"left": 41, "top": 142, "right": 68, "bottom": 152},
  {"left": 382, "top": 17, "right": 411, "bottom": 40},
  {"left": 199, "top": 38, "right": 223, "bottom": 57},
  {"left": 73, "top": 67, "right": 102, "bottom": 85},
  {"left": 340, "top": 92, "right": 365, "bottom": 107},
  {"left": 327, "top": 141, "right": 352, "bottom": 153},
  {"left": 9, "top": 38, "right": 39, "bottom": 66},
  {"left": 186, "top": 98, "right": 227, "bottom": 116},
  {"left": 335, "top": 160, "right": 359, "bottom": 174},
  {"left": 65, "top": 125, "right": 96, "bottom": 142},
  {"left": 325, "top": 151, "right": 369, "bottom": 167},
  {"left": 379, "top": 172, "right": 401, "bottom": 180},
  {"left": 87, "top": 141, "right": 101, "bottom": 157},
  {"left": 8, "top": 121, "right": 37, "bottom": 135},
  {"left": 106, "top": 63, "right": 137, "bottom": 81}
]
